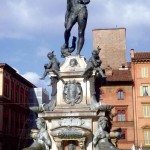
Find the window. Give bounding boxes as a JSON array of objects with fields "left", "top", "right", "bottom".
[
  {"left": 143, "top": 86, "right": 149, "bottom": 96},
  {"left": 3, "top": 106, "right": 10, "bottom": 132},
  {"left": 15, "top": 91, "right": 19, "bottom": 102},
  {"left": 20, "top": 87, "right": 24, "bottom": 105},
  {"left": 11, "top": 81, "right": 14, "bottom": 101},
  {"left": 4, "top": 83, "right": 9, "bottom": 97},
  {"left": 120, "top": 128, "right": 127, "bottom": 140},
  {"left": 15, "top": 84, "right": 19, "bottom": 103},
  {"left": 143, "top": 105, "right": 150, "bottom": 117},
  {"left": 11, "top": 111, "right": 15, "bottom": 134},
  {"left": 118, "top": 90, "right": 124, "bottom": 100},
  {"left": 144, "top": 130, "right": 150, "bottom": 145},
  {"left": 141, "top": 67, "right": 148, "bottom": 78},
  {"left": 140, "top": 85, "right": 150, "bottom": 96},
  {"left": 15, "top": 112, "right": 19, "bottom": 134},
  {"left": 117, "top": 109, "right": 126, "bottom": 121},
  {"left": 4, "top": 78, "right": 10, "bottom": 98},
  {"left": 25, "top": 91, "right": 29, "bottom": 107}
]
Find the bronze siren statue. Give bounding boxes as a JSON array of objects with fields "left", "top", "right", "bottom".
[{"left": 23, "top": 118, "right": 51, "bottom": 150}]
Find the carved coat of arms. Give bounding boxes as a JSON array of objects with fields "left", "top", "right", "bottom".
[{"left": 63, "top": 80, "right": 82, "bottom": 106}]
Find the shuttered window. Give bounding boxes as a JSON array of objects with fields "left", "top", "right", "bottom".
[
  {"left": 143, "top": 105, "right": 150, "bottom": 117},
  {"left": 141, "top": 67, "right": 148, "bottom": 78},
  {"left": 118, "top": 90, "right": 124, "bottom": 100},
  {"left": 144, "top": 130, "right": 150, "bottom": 145},
  {"left": 140, "top": 85, "right": 150, "bottom": 96},
  {"left": 117, "top": 110, "right": 126, "bottom": 121}
]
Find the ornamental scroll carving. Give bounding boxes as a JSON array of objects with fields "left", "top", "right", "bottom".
[
  {"left": 51, "top": 127, "right": 91, "bottom": 139},
  {"left": 57, "top": 127, "right": 83, "bottom": 139}
]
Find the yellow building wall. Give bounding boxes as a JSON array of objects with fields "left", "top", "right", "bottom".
[{"left": 132, "top": 62, "right": 150, "bottom": 147}]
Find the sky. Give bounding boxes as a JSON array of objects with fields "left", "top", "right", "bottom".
[{"left": 0, "top": 0, "right": 150, "bottom": 94}]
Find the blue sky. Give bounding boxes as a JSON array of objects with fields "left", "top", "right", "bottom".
[{"left": 0, "top": 0, "right": 150, "bottom": 93}]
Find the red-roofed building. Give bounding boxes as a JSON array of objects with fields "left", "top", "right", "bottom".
[
  {"left": 98, "top": 65, "right": 134, "bottom": 149},
  {"left": 131, "top": 49, "right": 150, "bottom": 149},
  {"left": 93, "top": 28, "right": 135, "bottom": 149},
  {"left": 0, "top": 63, "right": 36, "bottom": 150},
  {"left": 93, "top": 28, "right": 150, "bottom": 149}
]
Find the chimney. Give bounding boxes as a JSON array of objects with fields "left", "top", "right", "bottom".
[
  {"left": 105, "top": 65, "right": 113, "bottom": 76},
  {"left": 130, "top": 49, "right": 134, "bottom": 59},
  {"left": 119, "top": 64, "right": 128, "bottom": 70}
]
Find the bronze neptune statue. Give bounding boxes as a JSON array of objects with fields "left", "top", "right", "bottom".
[{"left": 61, "top": 0, "right": 90, "bottom": 57}]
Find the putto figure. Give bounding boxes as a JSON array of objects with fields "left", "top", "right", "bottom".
[
  {"left": 61, "top": 0, "right": 90, "bottom": 57},
  {"left": 38, "top": 51, "right": 62, "bottom": 111},
  {"left": 40, "top": 51, "right": 60, "bottom": 80},
  {"left": 82, "top": 47, "right": 106, "bottom": 110},
  {"left": 23, "top": 118, "right": 51, "bottom": 150},
  {"left": 82, "top": 48, "right": 106, "bottom": 79}
]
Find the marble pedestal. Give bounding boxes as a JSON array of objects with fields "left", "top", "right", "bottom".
[{"left": 38, "top": 55, "right": 114, "bottom": 150}]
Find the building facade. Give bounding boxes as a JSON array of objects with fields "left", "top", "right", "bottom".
[
  {"left": 93, "top": 28, "right": 135, "bottom": 149},
  {"left": 131, "top": 50, "right": 150, "bottom": 149},
  {"left": 98, "top": 65, "right": 134, "bottom": 150},
  {"left": 93, "top": 28, "right": 150, "bottom": 149},
  {"left": 0, "top": 63, "right": 36, "bottom": 150}
]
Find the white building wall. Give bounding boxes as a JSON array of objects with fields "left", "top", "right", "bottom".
[{"left": 29, "top": 88, "right": 49, "bottom": 105}]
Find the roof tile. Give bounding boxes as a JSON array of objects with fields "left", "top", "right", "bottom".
[
  {"left": 134, "top": 52, "right": 150, "bottom": 60},
  {"left": 106, "top": 70, "right": 132, "bottom": 82}
]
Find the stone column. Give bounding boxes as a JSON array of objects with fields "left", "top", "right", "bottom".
[{"left": 55, "top": 141, "right": 63, "bottom": 150}]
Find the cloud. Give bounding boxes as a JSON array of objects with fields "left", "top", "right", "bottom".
[
  {"left": 0, "top": 0, "right": 65, "bottom": 39},
  {"left": 89, "top": 0, "right": 150, "bottom": 28},
  {"left": 21, "top": 71, "right": 52, "bottom": 98},
  {"left": 22, "top": 71, "right": 49, "bottom": 88},
  {"left": 1, "top": 0, "right": 150, "bottom": 54},
  {"left": 88, "top": 0, "right": 150, "bottom": 52},
  {"left": 1, "top": 0, "right": 150, "bottom": 40}
]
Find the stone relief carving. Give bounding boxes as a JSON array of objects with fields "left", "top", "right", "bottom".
[
  {"left": 69, "top": 58, "right": 78, "bottom": 67},
  {"left": 63, "top": 80, "right": 82, "bottom": 105},
  {"left": 59, "top": 118, "right": 85, "bottom": 127}
]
